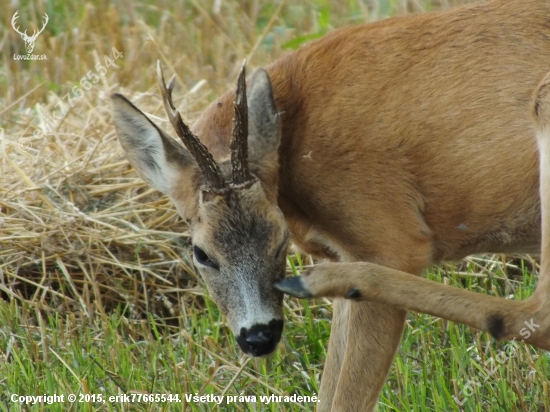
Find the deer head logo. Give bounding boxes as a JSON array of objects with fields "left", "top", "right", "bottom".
[{"left": 11, "top": 11, "right": 49, "bottom": 54}]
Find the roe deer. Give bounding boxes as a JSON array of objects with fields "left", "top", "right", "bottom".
[{"left": 111, "top": 0, "right": 550, "bottom": 410}]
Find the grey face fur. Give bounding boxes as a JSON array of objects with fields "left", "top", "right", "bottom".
[
  {"left": 111, "top": 67, "right": 287, "bottom": 356},
  {"left": 193, "top": 182, "right": 289, "bottom": 355}
]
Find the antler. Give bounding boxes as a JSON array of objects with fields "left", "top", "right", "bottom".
[
  {"left": 11, "top": 12, "right": 48, "bottom": 40},
  {"left": 230, "top": 61, "right": 253, "bottom": 186},
  {"left": 32, "top": 14, "right": 49, "bottom": 39},
  {"left": 156, "top": 61, "right": 226, "bottom": 190},
  {"left": 11, "top": 11, "right": 27, "bottom": 38}
]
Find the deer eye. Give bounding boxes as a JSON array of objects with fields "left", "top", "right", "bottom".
[{"left": 193, "top": 245, "right": 219, "bottom": 270}]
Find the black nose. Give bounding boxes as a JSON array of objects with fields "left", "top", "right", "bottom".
[
  {"left": 237, "top": 319, "right": 283, "bottom": 357},
  {"left": 246, "top": 329, "right": 273, "bottom": 345}
]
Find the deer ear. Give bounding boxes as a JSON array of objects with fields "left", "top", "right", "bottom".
[
  {"left": 247, "top": 69, "right": 282, "bottom": 161},
  {"left": 111, "top": 93, "right": 192, "bottom": 194}
]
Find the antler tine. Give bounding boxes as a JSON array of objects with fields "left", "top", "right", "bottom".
[
  {"left": 11, "top": 11, "right": 27, "bottom": 37},
  {"left": 230, "top": 60, "right": 253, "bottom": 186},
  {"left": 37, "top": 14, "right": 49, "bottom": 35},
  {"left": 156, "top": 60, "right": 225, "bottom": 190}
]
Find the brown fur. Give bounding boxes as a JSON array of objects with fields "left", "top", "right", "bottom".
[
  {"left": 113, "top": 1, "right": 550, "bottom": 410},
  {"left": 193, "top": 1, "right": 550, "bottom": 410}
]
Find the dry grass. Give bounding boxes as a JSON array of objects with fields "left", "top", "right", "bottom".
[
  {"left": 0, "top": 0, "right": 478, "bottom": 329},
  {"left": 0, "top": 1, "right": 548, "bottom": 411}
]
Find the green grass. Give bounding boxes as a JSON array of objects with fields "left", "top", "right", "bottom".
[
  {"left": 1, "top": 0, "right": 548, "bottom": 411},
  {"left": 1, "top": 257, "right": 548, "bottom": 411}
]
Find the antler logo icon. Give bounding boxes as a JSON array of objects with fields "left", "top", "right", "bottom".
[{"left": 11, "top": 11, "right": 49, "bottom": 54}]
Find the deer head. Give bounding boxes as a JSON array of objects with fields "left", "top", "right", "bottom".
[
  {"left": 11, "top": 11, "right": 49, "bottom": 54},
  {"left": 111, "top": 62, "right": 288, "bottom": 356}
]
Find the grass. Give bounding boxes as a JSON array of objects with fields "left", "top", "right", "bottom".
[{"left": 0, "top": 0, "right": 548, "bottom": 411}]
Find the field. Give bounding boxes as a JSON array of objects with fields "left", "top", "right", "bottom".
[{"left": 1, "top": 0, "right": 549, "bottom": 410}]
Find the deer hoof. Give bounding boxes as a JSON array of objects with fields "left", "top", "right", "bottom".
[{"left": 274, "top": 277, "right": 313, "bottom": 298}]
